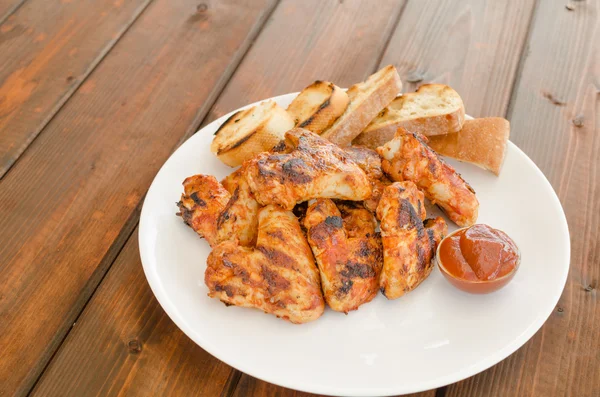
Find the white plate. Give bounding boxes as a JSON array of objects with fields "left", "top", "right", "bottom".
[{"left": 139, "top": 93, "right": 570, "bottom": 396}]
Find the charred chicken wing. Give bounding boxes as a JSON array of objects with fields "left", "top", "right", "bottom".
[
  {"left": 245, "top": 128, "right": 372, "bottom": 210},
  {"left": 205, "top": 205, "right": 325, "bottom": 323},
  {"left": 377, "top": 128, "right": 479, "bottom": 227},
  {"left": 377, "top": 181, "right": 447, "bottom": 299},
  {"left": 304, "top": 199, "right": 382, "bottom": 313},
  {"left": 177, "top": 171, "right": 259, "bottom": 247}
]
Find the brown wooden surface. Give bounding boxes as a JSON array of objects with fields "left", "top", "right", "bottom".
[
  {"left": 447, "top": 0, "right": 600, "bottom": 396},
  {"left": 1, "top": 0, "right": 598, "bottom": 396},
  {"left": 32, "top": 231, "right": 238, "bottom": 397},
  {"left": 379, "top": 0, "right": 537, "bottom": 117},
  {"left": 0, "top": 0, "right": 275, "bottom": 394},
  {"left": 0, "top": 0, "right": 153, "bottom": 178},
  {"left": 0, "top": 0, "right": 24, "bottom": 24},
  {"left": 205, "top": 0, "right": 406, "bottom": 123}
]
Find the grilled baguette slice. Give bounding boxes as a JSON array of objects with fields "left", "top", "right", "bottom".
[
  {"left": 286, "top": 81, "right": 349, "bottom": 134},
  {"left": 353, "top": 84, "right": 465, "bottom": 149},
  {"left": 320, "top": 65, "right": 402, "bottom": 147},
  {"left": 211, "top": 100, "right": 294, "bottom": 167},
  {"left": 427, "top": 117, "right": 510, "bottom": 175}
]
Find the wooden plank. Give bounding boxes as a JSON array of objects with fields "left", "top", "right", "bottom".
[
  {"left": 0, "top": 0, "right": 25, "bottom": 25},
  {"left": 31, "top": 232, "right": 236, "bottom": 397},
  {"left": 0, "top": 0, "right": 276, "bottom": 395},
  {"left": 205, "top": 0, "right": 406, "bottom": 123},
  {"left": 232, "top": 374, "right": 437, "bottom": 397},
  {"left": 446, "top": 0, "right": 600, "bottom": 396},
  {"left": 379, "top": 0, "right": 537, "bottom": 117},
  {"left": 0, "top": 0, "right": 154, "bottom": 179}
]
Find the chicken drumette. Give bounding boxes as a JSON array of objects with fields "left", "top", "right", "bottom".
[
  {"left": 377, "top": 128, "right": 479, "bottom": 227},
  {"left": 177, "top": 168, "right": 259, "bottom": 247},
  {"left": 205, "top": 205, "right": 325, "bottom": 323},
  {"left": 377, "top": 181, "right": 447, "bottom": 299},
  {"left": 245, "top": 128, "right": 372, "bottom": 210},
  {"left": 303, "top": 199, "right": 382, "bottom": 313}
]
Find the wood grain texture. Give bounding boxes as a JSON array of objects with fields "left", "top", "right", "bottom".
[
  {"left": 0, "top": 0, "right": 24, "bottom": 25},
  {"left": 0, "top": 0, "right": 276, "bottom": 395},
  {"left": 31, "top": 231, "right": 236, "bottom": 397},
  {"left": 205, "top": 0, "right": 406, "bottom": 123},
  {"left": 379, "top": 0, "right": 537, "bottom": 117},
  {"left": 447, "top": 0, "right": 600, "bottom": 396},
  {"left": 232, "top": 374, "right": 437, "bottom": 397},
  {"left": 0, "top": 0, "right": 154, "bottom": 179}
]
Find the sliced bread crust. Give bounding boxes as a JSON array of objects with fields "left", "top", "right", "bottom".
[
  {"left": 427, "top": 117, "right": 510, "bottom": 175},
  {"left": 210, "top": 100, "right": 294, "bottom": 167},
  {"left": 320, "top": 65, "right": 402, "bottom": 147},
  {"left": 353, "top": 84, "right": 465, "bottom": 149},
  {"left": 286, "top": 81, "right": 349, "bottom": 134}
]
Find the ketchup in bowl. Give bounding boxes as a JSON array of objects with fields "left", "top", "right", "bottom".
[{"left": 437, "top": 224, "right": 520, "bottom": 294}]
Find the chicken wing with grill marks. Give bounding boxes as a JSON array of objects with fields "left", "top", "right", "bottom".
[
  {"left": 344, "top": 146, "right": 383, "bottom": 180},
  {"left": 344, "top": 146, "right": 392, "bottom": 213},
  {"left": 177, "top": 171, "right": 259, "bottom": 247},
  {"left": 377, "top": 128, "right": 478, "bottom": 227},
  {"left": 205, "top": 205, "right": 325, "bottom": 323},
  {"left": 377, "top": 181, "right": 447, "bottom": 299},
  {"left": 304, "top": 199, "right": 382, "bottom": 313},
  {"left": 245, "top": 128, "right": 372, "bottom": 210}
]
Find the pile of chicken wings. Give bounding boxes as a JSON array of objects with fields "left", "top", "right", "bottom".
[{"left": 177, "top": 128, "right": 479, "bottom": 323}]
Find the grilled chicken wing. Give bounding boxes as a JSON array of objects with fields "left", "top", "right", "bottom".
[
  {"left": 344, "top": 146, "right": 383, "bottom": 180},
  {"left": 363, "top": 176, "right": 392, "bottom": 213},
  {"left": 304, "top": 199, "right": 382, "bottom": 313},
  {"left": 377, "top": 128, "right": 479, "bottom": 227},
  {"left": 377, "top": 181, "right": 447, "bottom": 299},
  {"left": 205, "top": 205, "right": 325, "bottom": 323},
  {"left": 344, "top": 146, "right": 392, "bottom": 213},
  {"left": 245, "top": 128, "right": 372, "bottom": 210},
  {"left": 177, "top": 171, "right": 259, "bottom": 247}
]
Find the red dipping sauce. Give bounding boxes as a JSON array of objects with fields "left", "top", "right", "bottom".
[{"left": 437, "top": 224, "right": 520, "bottom": 294}]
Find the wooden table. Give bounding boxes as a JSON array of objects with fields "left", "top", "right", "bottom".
[{"left": 0, "top": 0, "right": 598, "bottom": 396}]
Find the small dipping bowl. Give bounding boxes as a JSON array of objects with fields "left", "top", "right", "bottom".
[{"left": 436, "top": 227, "right": 521, "bottom": 294}]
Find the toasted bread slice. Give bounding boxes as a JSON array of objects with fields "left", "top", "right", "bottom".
[
  {"left": 353, "top": 84, "right": 465, "bottom": 149},
  {"left": 320, "top": 65, "right": 402, "bottom": 147},
  {"left": 428, "top": 117, "right": 510, "bottom": 175},
  {"left": 286, "top": 81, "right": 349, "bottom": 134},
  {"left": 211, "top": 100, "right": 294, "bottom": 167}
]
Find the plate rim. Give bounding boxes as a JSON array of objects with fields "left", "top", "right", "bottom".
[{"left": 138, "top": 93, "right": 571, "bottom": 396}]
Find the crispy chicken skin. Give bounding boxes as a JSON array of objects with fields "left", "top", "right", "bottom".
[
  {"left": 177, "top": 172, "right": 259, "bottom": 247},
  {"left": 363, "top": 176, "right": 392, "bottom": 213},
  {"left": 344, "top": 146, "right": 391, "bottom": 213},
  {"left": 377, "top": 182, "right": 447, "bottom": 299},
  {"left": 344, "top": 146, "right": 383, "bottom": 180},
  {"left": 221, "top": 167, "right": 243, "bottom": 194},
  {"left": 377, "top": 128, "right": 479, "bottom": 227},
  {"left": 177, "top": 175, "right": 230, "bottom": 247},
  {"left": 205, "top": 205, "right": 325, "bottom": 323},
  {"left": 245, "top": 128, "right": 372, "bottom": 210},
  {"left": 304, "top": 199, "right": 382, "bottom": 313}
]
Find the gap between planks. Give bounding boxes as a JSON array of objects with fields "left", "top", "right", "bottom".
[
  {"left": 0, "top": 0, "right": 155, "bottom": 181},
  {"left": 25, "top": 0, "right": 281, "bottom": 393}
]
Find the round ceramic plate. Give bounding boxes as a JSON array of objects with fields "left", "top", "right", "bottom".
[{"left": 139, "top": 93, "right": 570, "bottom": 396}]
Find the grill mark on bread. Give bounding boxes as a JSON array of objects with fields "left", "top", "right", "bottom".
[
  {"left": 214, "top": 110, "right": 242, "bottom": 136},
  {"left": 298, "top": 97, "right": 331, "bottom": 128},
  {"left": 218, "top": 130, "right": 257, "bottom": 154}
]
